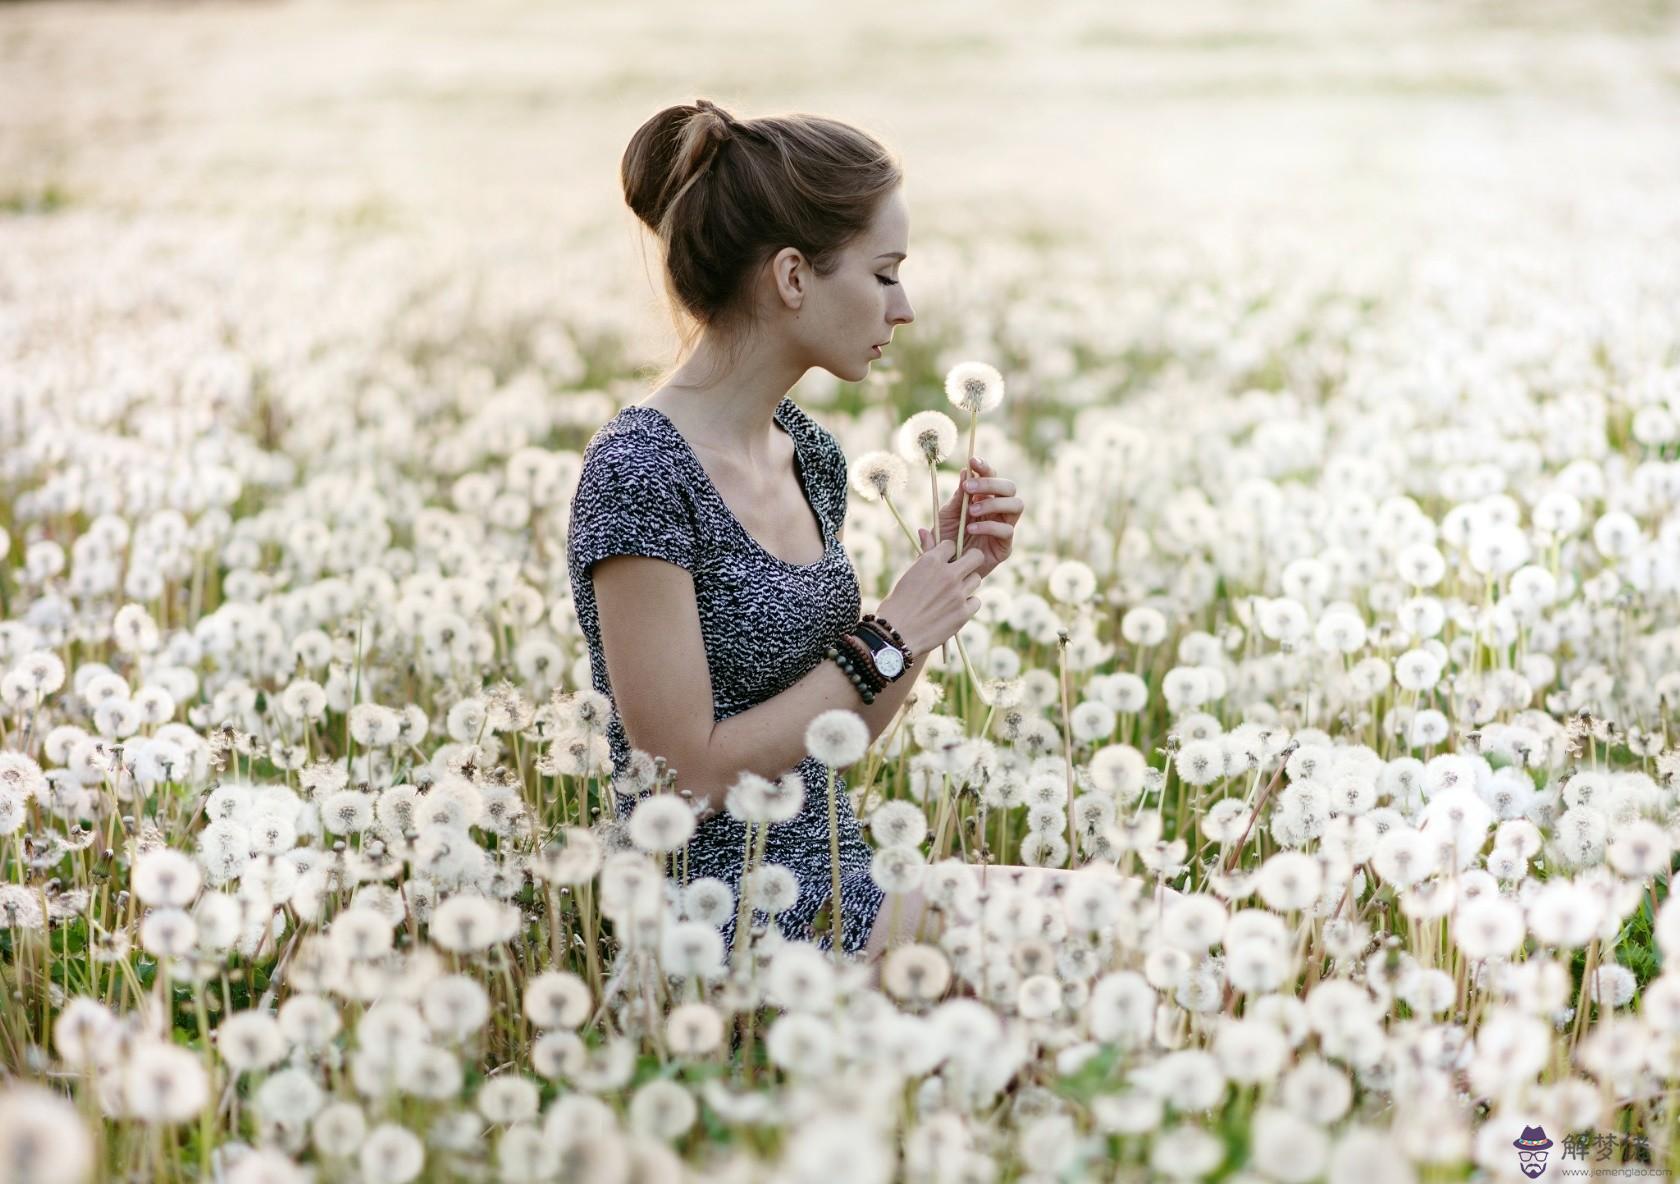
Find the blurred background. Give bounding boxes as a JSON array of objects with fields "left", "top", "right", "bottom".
[{"left": 4, "top": 0, "right": 1678, "bottom": 362}]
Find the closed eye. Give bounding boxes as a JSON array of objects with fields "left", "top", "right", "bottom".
[{"left": 877, "top": 275, "right": 899, "bottom": 286}]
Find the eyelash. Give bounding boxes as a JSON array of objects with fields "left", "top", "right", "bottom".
[{"left": 877, "top": 275, "right": 899, "bottom": 287}]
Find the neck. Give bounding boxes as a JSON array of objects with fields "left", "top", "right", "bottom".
[{"left": 655, "top": 329, "right": 809, "bottom": 466}]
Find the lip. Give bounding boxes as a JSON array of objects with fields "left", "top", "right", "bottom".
[
  {"left": 869, "top": 344, "right": 883, "bottom": 357},
  {"left": 871, "top": 342, "right": 888, "bottom": 355}
]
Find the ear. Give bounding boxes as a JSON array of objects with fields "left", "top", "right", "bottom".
[{"left": 770, "top": 246, "right": 808, "bottom": 311}]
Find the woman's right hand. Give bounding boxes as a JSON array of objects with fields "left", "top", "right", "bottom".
[{"left": 876, "top": 529, "right": 988, "bottom": 657}]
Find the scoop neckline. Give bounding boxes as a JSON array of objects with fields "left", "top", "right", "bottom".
[{"left": 626, "top": 398, "right": 836, "bottom": 570}]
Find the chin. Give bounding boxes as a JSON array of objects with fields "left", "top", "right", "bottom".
[{"left": 819, "top": 358, "right": 872, "bottom": 384}]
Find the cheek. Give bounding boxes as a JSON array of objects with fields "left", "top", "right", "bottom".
[{"left": 828, "top": 279, "right": 877, "bottom": 333}]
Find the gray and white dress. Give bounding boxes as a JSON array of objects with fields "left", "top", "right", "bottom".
[{"left": 565, "top": 397, "right": 885, "bottom": 955}]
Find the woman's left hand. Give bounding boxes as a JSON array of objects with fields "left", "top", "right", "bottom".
[{"left": 935, "top": 456, "right": 1022, "bottom": 579}]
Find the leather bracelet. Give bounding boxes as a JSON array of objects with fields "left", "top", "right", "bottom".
[
  {"left": 859, "top": 613, "right": 915, "bottom": 669},
  {"left": 838, "top": 632, "right": 887, "bottom": 694},
  {"left": 824, "top": 642, "right": 877, "bottom": 704}
]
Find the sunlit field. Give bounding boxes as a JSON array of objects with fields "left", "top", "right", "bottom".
[{"left": 4, "top": 1, "right": 1680, "bottom": 1181}]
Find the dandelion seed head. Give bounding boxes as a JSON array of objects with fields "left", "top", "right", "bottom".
[
  {"left": 627, "top": 794, "right": 696, "bottom": 854},
  {"left": 848, "top": 450, "right": 910, "bottom": 504},
  {"left": 805, "top": 708, "right": 870, "bottom": 768}
]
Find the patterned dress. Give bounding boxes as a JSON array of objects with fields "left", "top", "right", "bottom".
[{"left": 565, "top": 396, "right": 885, "bottom": 954}]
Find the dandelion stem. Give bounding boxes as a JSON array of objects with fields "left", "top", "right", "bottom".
[
  {"left": 954, "top": 413, "right": 978, "bottom": 555},
  {"left": 1056, "top": 633, "right": 1077, "bottom": 864},
  {"left": 1223, "top": 744, "right": 1296, "bottom": 874},
  {"left": 880, "top": 493, "right": 921, "bottom": 552},
  {"left": 731, "top": 822, "right": 758, "bottom": 972}
]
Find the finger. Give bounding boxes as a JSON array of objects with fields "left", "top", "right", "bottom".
[
  {"left": 963, "top": 479, "right": 1015, "bottom": 497},
  {"left": 918, "top": 527, "right": 930, "bottom": 552},
  {"left": 963, "top": 572, "right": 983, "bottom": 594},
  {"left": 958, "top": 547, "right": 989, "bottom": 574}
]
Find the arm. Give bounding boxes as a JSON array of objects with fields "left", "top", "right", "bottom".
[{"left": 593, "top": 554, "right": 923, "bottom": 818}]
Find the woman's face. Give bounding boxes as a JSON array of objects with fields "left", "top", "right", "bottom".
[{"left": 794, "top": 186, "right": 915, "bottom": 382}]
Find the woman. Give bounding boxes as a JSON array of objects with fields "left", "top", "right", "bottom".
[{"left": 566, "top": 99, "right": 1027, "bottom": 958}]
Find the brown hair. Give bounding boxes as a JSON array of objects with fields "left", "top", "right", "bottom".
[{"left": 621, "top": 99, "right": 901, "bottom": 346}]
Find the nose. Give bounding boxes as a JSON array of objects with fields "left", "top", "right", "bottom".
[{"left": 891, "top": 288, "right": 914, "bottom": 327}]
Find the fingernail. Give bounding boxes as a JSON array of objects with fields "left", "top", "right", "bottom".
[{"left": 965, "top": 480, "right": 978, "bottom": 491}]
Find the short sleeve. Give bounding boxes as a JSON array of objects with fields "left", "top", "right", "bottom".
[
  {"left": 819, "top": 428, "right": 848, "bottom": 535},
  {"left": 567, "top": 428, "right": 700, "bottom": 576},
  {"left": 785, "top": 401, "right": 849, "bottom": 537}
]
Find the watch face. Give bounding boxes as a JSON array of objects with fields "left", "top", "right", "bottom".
[{"left": 876, "top": 647, "right": 905, "bottom": 678}]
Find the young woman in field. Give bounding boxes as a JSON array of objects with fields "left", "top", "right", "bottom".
[{"left": 567, "top": 99, "right": 1049, "bottom": 959}]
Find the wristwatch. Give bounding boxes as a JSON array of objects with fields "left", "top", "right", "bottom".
[{"left": 851, "top": 622, "right": 908, "bottom": 681}]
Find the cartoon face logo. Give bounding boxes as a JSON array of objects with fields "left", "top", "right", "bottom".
[{"left": 1513, "top": 1126, "right": 1553, "bottom": 1179}]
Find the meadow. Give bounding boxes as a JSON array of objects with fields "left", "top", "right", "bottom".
[{"left": 4, "top": 2, "right": 1680, "bottom": 1181}]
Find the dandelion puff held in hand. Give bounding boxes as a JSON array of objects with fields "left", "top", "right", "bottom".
[
  {"left": 943, "top": 361, "right": 1005, "bottom": 414},
  {"left": 896, "top": 409, "right": 959, "bottom": 465},
  {"left": 849, "top": 450, "right": 911, "bottom": 503}
]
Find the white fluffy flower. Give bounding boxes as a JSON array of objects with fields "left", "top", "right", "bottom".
[
  {"left": 1048, "top": 560, "right": 1097, "bottom": 605},
  {"left": 124, "top": 1042, "right": 210, "bottom": 1123},
  {"left": 1255, "top": 851, "right": 1323, "bottom": 912},
  {"left": 848, "top": 450, "right": 911, "bottom": 503},
  {"left": 216, "top": 1010, "right": 286, "bottom": 1074},
  {"left": 627, "top": 794, "right": 696, "bottom": 854},
  {"left": 943, "top": 361, "right": 1005, "bottom": 414},
  {"left": 666, "top": 1002, "right": 725, "bottom": 1056},
  {"left": 132, "top": 848, "right": 202, "bottom": 908},
  {"left": 524, "top": 971, "right": 592, "bottom": 1030},
  {"left": 628, "top": 1079, "right": 698, "bottom": 1140},
  {"left": 1252, "top": 1106, "right": 1329, "bottom": 1182},
  {"left": 896, "top": 409, "right": 960, "bottom": 465},
  {"left": 805, "top": 708, "right": 869, "bottom": 768},
  {"left": 0, "top": 1084, "right": 94, "bottom": 1184},
  {"left": 359, "top": 1122, "right": 424, "bottom": 1184}
]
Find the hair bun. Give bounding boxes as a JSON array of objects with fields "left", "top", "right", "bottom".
[
  {"left": 621, "top": 99, "right": 739, "bottom": 234},
  {"left": 692, "top": 98, "right": 737, "bottom": 139}
]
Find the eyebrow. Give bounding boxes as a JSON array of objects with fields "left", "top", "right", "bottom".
[{"left": 875, "top": 252, "right": 907, "bottom": 261}]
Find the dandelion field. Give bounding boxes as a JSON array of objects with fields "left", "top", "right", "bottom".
[{"left": 6, "top": 2, "right": 1680, "bottom": 1182}]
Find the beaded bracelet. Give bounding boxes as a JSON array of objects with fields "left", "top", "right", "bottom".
[
  {"left": 838, "top": 632, "right": 887, "bottom": 694},
  {"left": 858, "top": 612, "right": 915, "bottom": 670},
  {"left": 824, "top": 640, "right": 878, "bottom": 704}
]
